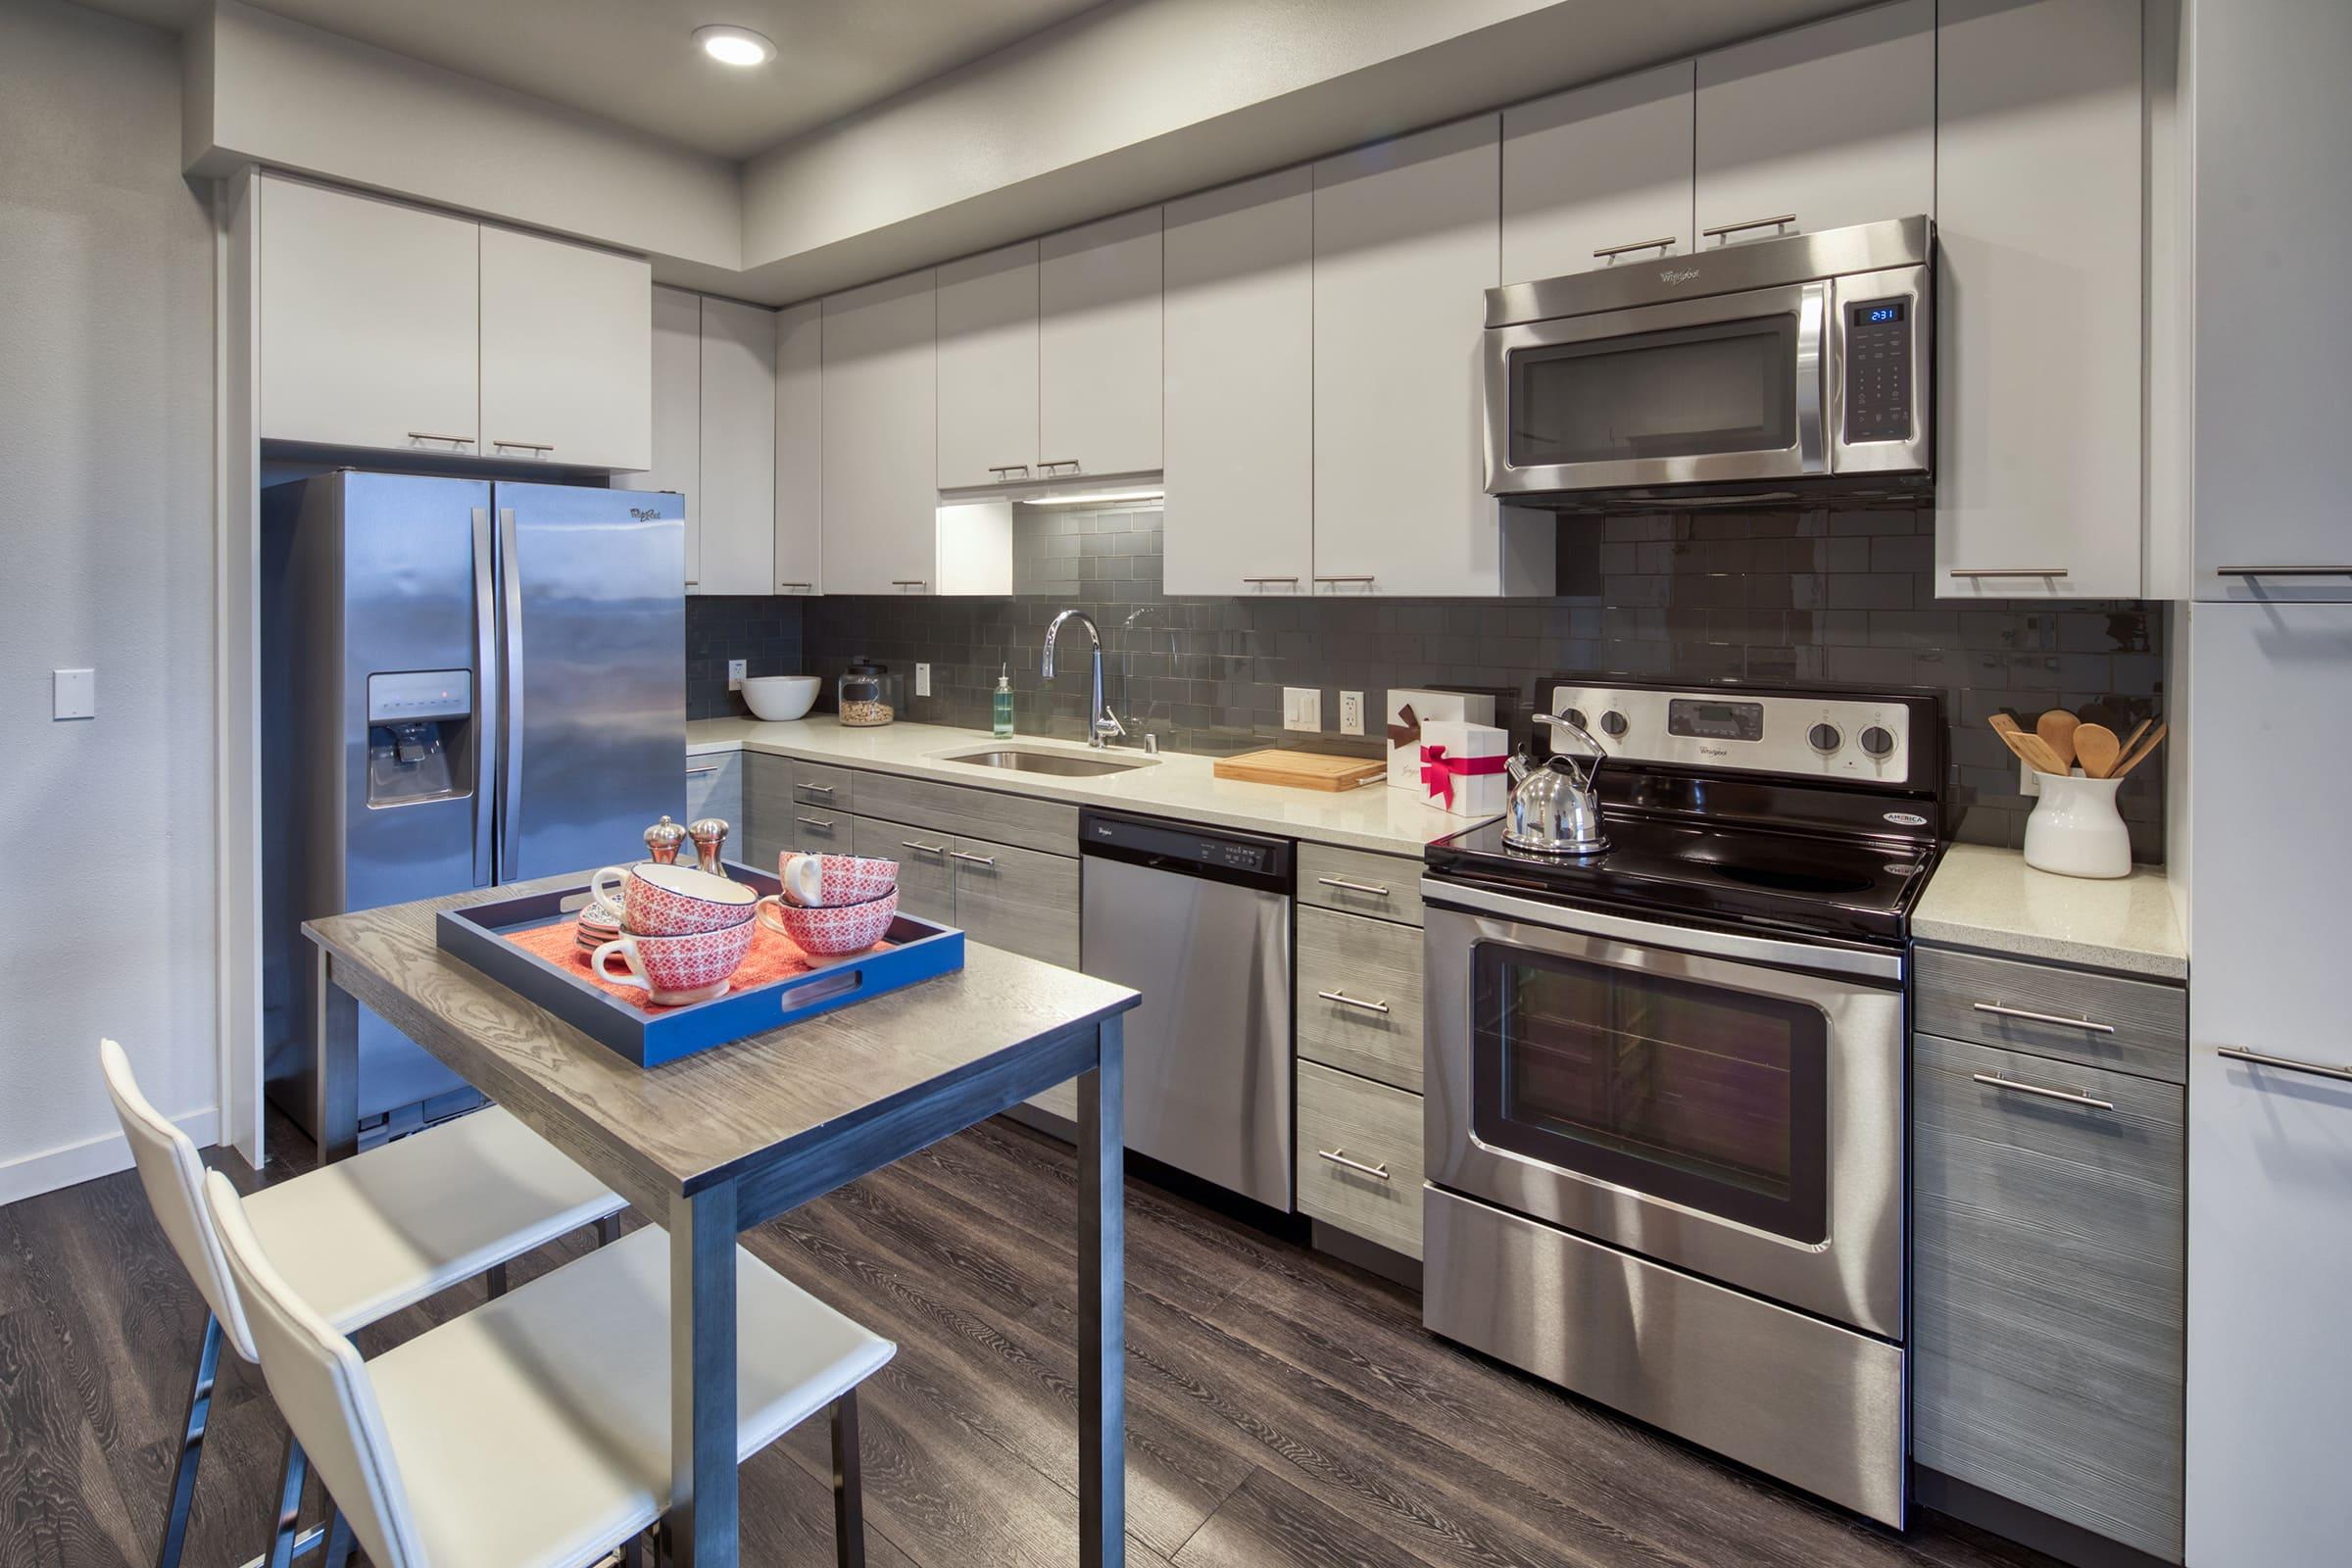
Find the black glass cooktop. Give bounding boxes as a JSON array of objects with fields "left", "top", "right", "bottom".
[{"left": 1424, "top": 812, "right": 1935, "bottom": 945}]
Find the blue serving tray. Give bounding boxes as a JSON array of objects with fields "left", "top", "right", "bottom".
[{"left": 435, "top": 860, "right": 966, "bottom": 1068}]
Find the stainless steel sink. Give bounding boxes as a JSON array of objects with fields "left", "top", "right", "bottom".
[{"left": 940, "top": 747, "right": 1155, "bottom": 777}]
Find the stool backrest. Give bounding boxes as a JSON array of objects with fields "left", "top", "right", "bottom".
[
  {"left": 98, "top": 1039, "right": 259, "bottom": 1362},
  {"left": 203, "top": 1170, "right": 426, "bottom": 1568}
]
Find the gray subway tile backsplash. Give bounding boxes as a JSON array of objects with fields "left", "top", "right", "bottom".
[{"left": 687, "top": 504, "right": 2168, "bottom": 860}]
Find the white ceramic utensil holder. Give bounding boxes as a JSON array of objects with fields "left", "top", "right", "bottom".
[{"left": 2023, "top": 770, "right": 2132, "bottom": 879}]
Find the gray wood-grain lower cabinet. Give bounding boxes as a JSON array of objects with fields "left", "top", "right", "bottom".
[
  {"left": 1297, "top": 906, "right": 1423, "bottom": 1093},
  {"left": 951, "top": 836, "right": 1078, "bottom": 969},
  {"left": 1296, "top": 1060, "right": 1425, "bottom": 1259},
  {"left": 684, "top": 753, "right": 742, "bottom": 842},
  {"left": 1913, "top": 1026, "right": 2185, "bottom": 1561},
  {"left": 855, "top": 815, "right": 956, "bottom": 925}
]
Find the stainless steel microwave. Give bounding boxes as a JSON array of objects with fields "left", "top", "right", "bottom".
[{"left": 1482, "top": 216, "right": 1933, "bottom": 511}]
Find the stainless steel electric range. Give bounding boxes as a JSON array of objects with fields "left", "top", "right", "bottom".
[{"left": 1419, "top": 676, "right": 1944, "bottom": 1528}]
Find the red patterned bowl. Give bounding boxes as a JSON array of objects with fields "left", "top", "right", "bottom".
[
  {"left": 589, "top": 860, "right": 758, "bottom": 936},
  {"left": 590, "top": 920, "right": 755, "bottom": 1005},
  {"left": 779, "top": 852, "right": 899, "bottom": 909},
  {"left": 757, "top": 888, "right": 898, "bottom": 956}
]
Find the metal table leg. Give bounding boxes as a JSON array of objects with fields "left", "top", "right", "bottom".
[
  {"left": 666, "top": 1179, "right": 740, "bottom": 1566},
  {"left": 1079, "top": 1012, "right": 1126, "bottom": 1568}
]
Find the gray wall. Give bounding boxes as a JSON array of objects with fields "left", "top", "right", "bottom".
[
  {"left": 0, "top": 0, "right": 219, "bottom": 1197},
  {"left": 691, "top": 502, "right": 2167, "bottom": 859}
]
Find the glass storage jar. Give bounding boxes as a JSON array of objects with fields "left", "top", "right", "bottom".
[{"left": 836, "top": 660, "right": 901, "bottom": 727}]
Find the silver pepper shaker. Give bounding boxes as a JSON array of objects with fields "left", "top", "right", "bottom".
[
  {"left": 687, "top": 817, "right": 731, "bottom": 878},
  {"left": 644, "top": 815, "right": 689, "bottom": 865}
]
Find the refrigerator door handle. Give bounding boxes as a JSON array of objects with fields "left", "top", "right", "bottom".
[
  {"left": 497, "top": 507, "right": 526, "bottom": 883},
  {"left": 471, "top": 507, "right": 498, "bottom": 887}
]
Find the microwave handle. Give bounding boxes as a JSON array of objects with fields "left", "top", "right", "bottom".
[{"left": 1794, "top": 281, "right": 1829, "bottom": 476}]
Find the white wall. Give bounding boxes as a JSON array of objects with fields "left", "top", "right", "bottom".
[{"left": 0, "top": 0, "right": 220, "bottom": 1200}]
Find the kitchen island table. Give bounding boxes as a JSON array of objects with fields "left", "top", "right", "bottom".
[{"left": 302, "top": 872, "right": 1139, "bottom": 1567}]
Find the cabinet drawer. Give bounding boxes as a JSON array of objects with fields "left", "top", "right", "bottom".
[
  {"left": 1297, "top": 906, "right": 1423, "bottom": 1092},
  {"left": 684, "top": 754, "right": 743, "bottom": 837},
  {"left": 855, "top": 770, "right": 1078, "bottom": 856},
  {"left": 1916, "top": 946, "right": 2186, "bottom": 1083},
  {"left": 854, "top": 815, "right": 954, "bottom": 924},
  {"left": 1296, "top": 1061, "right": 1425, "bottom": 1260},
  {"left": 784, "top": 807, "right": 852, "bottom": 857},
  {"left": 952, "top": 835, "right": 1078, "bottom": 968},
  {"left": 1298, "top": 842, "right": 1425, "bottom": 926},
  {"left": 790, "top": 761, "right": 858, "bottom": 812},
  {"left": 1913, "top": 1033, "right": 2184, "bottom": 1560}
]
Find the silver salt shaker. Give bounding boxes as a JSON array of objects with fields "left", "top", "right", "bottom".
[
  {"left": 644, "top": 815, "right": 690, "bottom": 865},
  {"left": 688, "top": 817, "right": 731, "bottom": 878}
]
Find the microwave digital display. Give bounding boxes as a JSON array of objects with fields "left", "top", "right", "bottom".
[{"left": 1859, "top": 303, "right": 1904, "bottom": 324}]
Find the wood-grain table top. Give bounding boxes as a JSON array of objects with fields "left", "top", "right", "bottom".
[{"left": 304, "top": 872, "right": 1138, "bottom": 1205}]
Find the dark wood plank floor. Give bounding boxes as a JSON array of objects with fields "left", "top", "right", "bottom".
[{"left": 0, "top": 1109, "right": 2061, "bottom": 1568}]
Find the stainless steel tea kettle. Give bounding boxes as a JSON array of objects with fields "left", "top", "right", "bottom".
[{"left": 1503, "top": 713, "right": 1609, "bottom": 856}]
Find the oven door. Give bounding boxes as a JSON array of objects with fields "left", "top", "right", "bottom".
[
  {"left": 1424, "top": 880, "right": 1905, "bottom": 1339},
  {"left": 1484, "top": 280, "right": 1828, "bottom": 497}
]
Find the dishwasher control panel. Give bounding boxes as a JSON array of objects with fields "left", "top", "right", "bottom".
[{"left": 1081, "top": 809, "right": 1294, "bottom": 891}]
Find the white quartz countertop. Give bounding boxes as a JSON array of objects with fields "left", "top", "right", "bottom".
[
  {"left": 686, "top": 716, "right": 1485, "bottom": 858},
  {"left": 1913, "top": 843, "right": 2187, "bottom": 979}
]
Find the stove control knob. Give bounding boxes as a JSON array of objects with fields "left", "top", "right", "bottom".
[
  {"left": 1860, "top": 725, "right": 1896, "bottom": 759},
  {"left": 1808, "top": 722, "right": 1843, "bottom": 754},
  {"left": 1599, "top": 710, "right": 1629, "bottom": 738},
  {"left": 1563, "top": 707, "right": 1589, "bottom": 732}
]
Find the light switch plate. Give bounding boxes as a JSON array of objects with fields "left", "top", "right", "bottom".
[
  {"left": 53, "top": 668, "right": 94, "bottom": 720},
  {"left": 1284, "top": 687, "right": 1321, "bottom": 732},
  {"left": 1338, "top": 691, "right": 1365, "bottom": 736},
  {"left": 915, "top": 662, "right": 932, "bottom": 697},
  {"left": 726, "top": 659, "right": 747, "bottom": 692}
]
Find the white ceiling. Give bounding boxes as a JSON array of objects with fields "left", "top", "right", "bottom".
[{"left": 86, "top": 0, "right": 1116, "bottom": 159}]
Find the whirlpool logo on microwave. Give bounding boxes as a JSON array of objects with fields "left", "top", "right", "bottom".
[
  {"left": 1659, "top": 267, "right": 1702, "bottom": 285},
  {"left": 630, "top": 507, "right": 662, "bottom": 520}
]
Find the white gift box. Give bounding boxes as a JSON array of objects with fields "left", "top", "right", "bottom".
[
  {"left": 1385, "top": 688, "right": 1497, "bottom": 792},
  {"left": 1415, "top": 718, "right": 1510, "bottom": 816}
]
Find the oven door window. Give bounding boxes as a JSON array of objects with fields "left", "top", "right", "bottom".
[
  {"left": 1470, "top": 941, "right": 1829, "bottom": 1244},
  {"left": 1509, "top": 314, "right": 1799, "bottom": 468}
]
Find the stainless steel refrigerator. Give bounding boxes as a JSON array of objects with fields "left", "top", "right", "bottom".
[{"left": 262, "top": 470, "right": 684, "bottom": 1147}]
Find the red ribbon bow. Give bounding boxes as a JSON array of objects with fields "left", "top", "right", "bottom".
[{"left": 1420, "top": 742, "right": 1504, "bottom": 808}]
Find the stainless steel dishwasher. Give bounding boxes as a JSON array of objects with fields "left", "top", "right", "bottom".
[{"left": 1079, "top": 808, "right": 1296, "bottom": 1209}]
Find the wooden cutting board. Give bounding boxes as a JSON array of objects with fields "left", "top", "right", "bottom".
[{"left": 1212, "top": 749, "right": 1387, "bottom": 792}]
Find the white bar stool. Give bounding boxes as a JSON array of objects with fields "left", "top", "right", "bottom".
[
  {"left": 203, "top": 1168, "right": 895, "bottom": 1568},
  {"left": 100, "top": 1039, "right": 629, "bottom": 1567}
]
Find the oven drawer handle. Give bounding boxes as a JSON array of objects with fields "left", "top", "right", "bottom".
[
  {"left": 1971, "top": 1002, "right": 2116, "bottom": 1036},
  {"left": 1316, "top": 876, "right": 1391, "bottom": 899},
  {"left": 1973, "top": 1073, "right": 2115, "bottom": 1112},
  {"left": 1317, "top": 989, "right": 1391, "bottom": 1016},
  {"left": 1315, "top": 1148, "right": 1392, "bottom": 1181},
  {"left": 2218, "top": 1046, "right": 2352, "bottom": 1085}
]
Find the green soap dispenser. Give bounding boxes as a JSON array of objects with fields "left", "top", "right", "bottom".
[{"left": 993, "top": 663, "right": 1015, "bottom": 739}]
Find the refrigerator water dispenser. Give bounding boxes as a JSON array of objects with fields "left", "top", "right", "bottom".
[{"left": 365, "top": 670, "right": 471, "bottom": 807}]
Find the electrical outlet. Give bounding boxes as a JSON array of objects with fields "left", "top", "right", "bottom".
[
  {"left": 726, "top": 659, "right": 747, "bottom": 692},
  {"left": 1283, "top": 687, "right": 1322, "bottom": 732},
  {"left": 1338, "top": 691, "right": 1365, "bottom": 736},
  {"left": 915, "top": 662, "right": 932, "bottom": 697},
  {"left": 52, "top": 668, "right": 94, "bottom": 720}
]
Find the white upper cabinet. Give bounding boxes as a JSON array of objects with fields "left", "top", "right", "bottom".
[
  {"left": 1503, "top": 62, "right": 1697, "bottom": 281},
  {"left": 774, "top": 300, "right": 823, "bottom": 596},
  {"left": 1694, "top": 0, "right": 1934, "bottom": 246},
  {"left": 1313, "top": 117, "right": 1552, "bottom": 597},
  {"left": 478, "top": 224, "right": 652, "bottom": 470},
  {"left": 1935, "top": 0, "right": 2143, "bottom": 600},
  {"left": 936, "top": 241, "right": 1042, "bottom": 490},
  {"left": 823, "top": 270, "right": 939, "bottom": 595},
  {"left": 696, "top": 295, "right": 777, "bottom": 597},
  {"left": 1039, "top": 207, "right": 1163, "bottom": 479},
  {"left": 257, "top": 174, "right": 479, "bottom": 455},
  {"left": 637, "top": 285, "right": 702, "bottom": 585},
  {"left": 1163, "top": 168, "right": 1314, "bottom": 597}
]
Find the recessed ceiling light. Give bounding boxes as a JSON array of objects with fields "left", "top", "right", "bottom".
[{"left": 696, "top": 24, "right": 776, "bottom": 67}]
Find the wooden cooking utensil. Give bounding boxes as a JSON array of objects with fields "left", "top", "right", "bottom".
[
  {"left": 1988, "top": 713, "right": 2071, "bottom": 776},
  {"left": 2036, "top": 709, "right": 2082, "bottom": 769},
  {"left": 2118, "top": 717, "right": 2152, "bottom": 759},
  {"left": 2112, "top": 721, "right": 2169, "bottom": 778},
  {"left": 2074, "top": 722, "right": 2123, "bottom": 779}
]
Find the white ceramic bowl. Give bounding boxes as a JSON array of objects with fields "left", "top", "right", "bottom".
[{"left": 741, "top": 675, "right": 821, "bottom": 722}]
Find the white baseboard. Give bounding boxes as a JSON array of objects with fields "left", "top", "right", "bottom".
[{"left": 0, "top": 1106, "right": 220, "bottom": 1208}]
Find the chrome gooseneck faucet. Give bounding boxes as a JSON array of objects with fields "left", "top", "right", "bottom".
[{"left": 1043, "top": 609, "right": 1126, "bottom": 748}]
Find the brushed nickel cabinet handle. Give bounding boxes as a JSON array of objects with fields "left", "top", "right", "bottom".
[
  {"left": 490, "top": 439, "right": 556, "bottom": 452},
  {"left": 777, "top": 581, "right": 813, "bottom": 590},
  {"left": 1972, "top": 1002, "right": 2116, "bottom": 1036},
  {"left": 1702, "top": 213, "right": 1796, "bottom": 240},
  {"left": 2216, "top": 565, "right": 2352, "bottom": 577},
  {"left": 408, "top": 430, "right": 474, "bottom": 445},
  {"left": 685, "top": 763, "right": 719, "bottom": 778},
  {"left": 1317, "top": 989, "right": 1391, "bottom": 1016},
  {"left": 1949, "top": 567, "right": 2070, "bottom": 578},
  {"left": 901, "top": 839, "right": 948, "bottom": 857},
  {"left": 797, "top": 814, "right": 836, "bottom": 829},
  {"left": 1315, "top": 1148, "right": 1392, "bottom": 1181},
  {"left": 1593, "top": 235, "right": 1679, "bottom": 259},
  {"left": 2219, "top": 1046, "right": 2352, "bottom": 1085},
  {"left": 1974, "top": 1073, "right": 2115, "bottom": 1111},
  {"left": 949, "top": 850, "right": 996, "bottom": 867},
  {"left": 1243, "top": 575, "right": 1301, "bottom": 585},
  {"left": 1316, "top": 876, "right": 1391, "bottom": 898},
  {"left": 1313, "top": 574, "right": 1376, "bottom": 584},
  {"left": 988, "top": 464, "right": 1032, "bottom": 479},
  {"left": 1040, "top": 459, "right": 1080, "bottom": 472},
  {"left": 797, "top": 784, "right": 836, "bottom": 797},
  {"left": 891, "top": 579, "right": 927, "bottom": 588}
]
